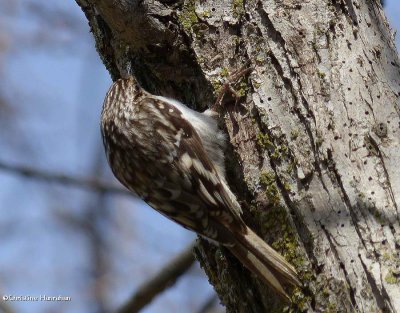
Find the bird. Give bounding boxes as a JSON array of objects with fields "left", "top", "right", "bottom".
[{"left": 100, "top": 72, "right": 301, "bottom": 300}]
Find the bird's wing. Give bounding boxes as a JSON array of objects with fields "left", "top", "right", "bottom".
[{"left": 142, "top": 97, "right": 246, "bottom": 243}]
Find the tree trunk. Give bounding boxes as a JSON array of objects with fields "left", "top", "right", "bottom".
[{"left": 75, "top": 0, "right": 400, "bottom": 312}]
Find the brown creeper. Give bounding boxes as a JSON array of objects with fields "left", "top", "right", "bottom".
[{"left": 101, "top": 75, "right": 301, "bottom": 300}]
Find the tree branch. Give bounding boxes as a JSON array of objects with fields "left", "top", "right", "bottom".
[
  {"left": 116, "top": 241, "right": 197, "bottom": 313},
  {"left": 0, "top": 300, "right": 17, "bottom": 313},
  {"left": 0, "top": 160, "right": 131, "bottom": 196}
]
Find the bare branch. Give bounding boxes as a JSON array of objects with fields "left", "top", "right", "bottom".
[
  {"left": 0, "top": 300, "right": 17, "bottom": 313},
  {"left": 116, "top": 241, "right": 197, "bottom": 313},
  {"left": 0, "top": 160, "right": 131, "bottom": 196}
]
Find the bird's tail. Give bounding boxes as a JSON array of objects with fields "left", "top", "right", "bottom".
[{"left": 229, "top": 227, "right": 301, "bottom": 301}]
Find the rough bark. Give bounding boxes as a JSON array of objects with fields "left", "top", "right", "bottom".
[{"left": 75, "top": 0, "right": 400, "bottom": 312}]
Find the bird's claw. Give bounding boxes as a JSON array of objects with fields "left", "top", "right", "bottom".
[{"left": 211, "top": 64, "right": 253, "bottom": 112}]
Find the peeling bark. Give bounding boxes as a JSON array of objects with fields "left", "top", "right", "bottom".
[{"left": 75, "top": 0, "right": 400, "bottom": 312}]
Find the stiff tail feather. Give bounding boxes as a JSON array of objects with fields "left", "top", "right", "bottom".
[{"left": 229, "top": 227, "right": 301, "bottom": 301}]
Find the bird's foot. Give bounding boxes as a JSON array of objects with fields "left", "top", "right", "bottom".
[{"left": 211, "top": 64, "right": 253, "bottom": 113}]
